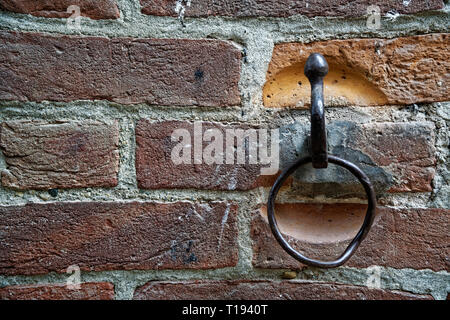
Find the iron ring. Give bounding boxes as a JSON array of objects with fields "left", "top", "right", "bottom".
[{"left": 267, "top": 155, "right": 377, "bottom": 268}]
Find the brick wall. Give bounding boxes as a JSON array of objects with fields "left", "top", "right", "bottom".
[{"left": 0, "top": 0, "right": 448, "bottom": 300}]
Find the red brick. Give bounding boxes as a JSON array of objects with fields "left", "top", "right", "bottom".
[
  {"left": 280, "top": 121, "right": 435, "bottom": 196},
  {"left": 0, "top": 31, "right": 241, "bottom": 107},
  {"left": 0, "top": 201, "right": 238, "bottom": 275},
  {"left": 251, "top": 204, "right": 449, "bottom": 271},
  {"left": 264, "top": 34, "right": 450, "bottom": 107},
  {"left": 0, "top": 282, "right": 114, "bottom": 300},
  {"left": 136, "top": 120, "right": 282, "bottom": 190},
  {"left": 0, "top": 121, "right": 119, "bottom": 190},
  {"left": 355, "top": 122, "right": 436, "bottom": 193},
  {"left": 133, "top": 280, "right": 431, "bottom": 300},
  {"left": 0, "top": 0, "right": 120, "bottom": 19},
  {"left": 141, "top": 0, "right": 443, "bottom": 18}
]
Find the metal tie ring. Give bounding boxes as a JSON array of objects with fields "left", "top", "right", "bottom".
[
  {"left": 267, "top": 53, "right": 377, "bottom": 268},
  {"left": 267, "top": 155, "right": 377, "bottom": 268}
]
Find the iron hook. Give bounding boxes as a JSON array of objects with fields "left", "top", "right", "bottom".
[
  {"left": 305, "top": 53, "right": 328, "bottom": 169},
  {"left": 266, "top": 53, "right": 377, "bottom": 268}
]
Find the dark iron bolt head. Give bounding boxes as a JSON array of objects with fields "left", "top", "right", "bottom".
[{"left": 304, "top": 52, "right": 329, "bottom": 79}]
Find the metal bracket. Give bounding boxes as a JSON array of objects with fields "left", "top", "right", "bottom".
[{"left": 305, "top": 53, "right": 328, "bottom": 169}]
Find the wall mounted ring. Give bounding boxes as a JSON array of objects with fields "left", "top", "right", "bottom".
[
  {"left": 267, "top": 155, "right": 377, "bottom": 268},
  {"left": 267, "top": 53, "right": 377, "bottom": 268}
]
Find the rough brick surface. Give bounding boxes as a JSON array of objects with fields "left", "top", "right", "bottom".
[
  {"left": 280, "top": 121, "right": 436, "bottom": 196},
  {"left": 0, "top": 0, "right": 120, "bottom": 19},
  {"left": 354, "top": 122, "right": 436, "bottom": 192},
  {"left": 252, "top": 205, "right": 449, "bottom": 271},
  {"left": 141, "top": 0, "right": 443, "bottom": 18},
  {"left": 0, "top": 282, "right": 114, "bottom": 300},
  {"left": 136, "top": 120, "right": 435, "bottom": 193},
  {"left": 133, "top": 280, "right": 431, "bottom": 300},
  {"left": 0, "top": 31, "right": 241, "bottom": 106},
  {"left": 0, "top": 121, "right": 119, "bottom": 190},
  {"left": 264, "top": 34, "right": 449, "bottom": 107},
  {"left": 0, "top": 201, "right": 238, "bottom": 275},
  {"left": 136, "top": 120, "right": 281, "bottom": 190}
]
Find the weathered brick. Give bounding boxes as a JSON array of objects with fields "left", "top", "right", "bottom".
[
  {"left": 0, "top": 31, "right": 241, "bottom": 107},
  {"left": 136, "top": 120, "right": 282, "bottom": 190},
  {"left": 141, "top": 0, "right": 443, "bottom": 18},
  {"left": 251, "top": 204, "right": 449, "bottom": 271},
  {"left": 354, "top": 122, "right": 436, "bottom": 192},
  {"left": 0, "top": 201, "right": 238, "bottom": 275},
  {"left": 280, "top": 121, "right": 436, "bottom": 196},
  {"left": 0, "top": 282, "right": 114, "bottom": 300},
  {"left": 264, "top": 34, "right": 449, "bottom": 107},
  {"left": 0, "top": 0, "right": 120, "bottom": 19},
  {"left": 0, "top": 121, "right": 119, "bottom": 190},
  {"left": 133, "top": 280, "right": 431, "bottom": 300}
]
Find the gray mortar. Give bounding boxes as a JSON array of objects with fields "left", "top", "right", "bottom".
[{"left": 0, "top": 0, "right": 448, "bottom": 300}]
